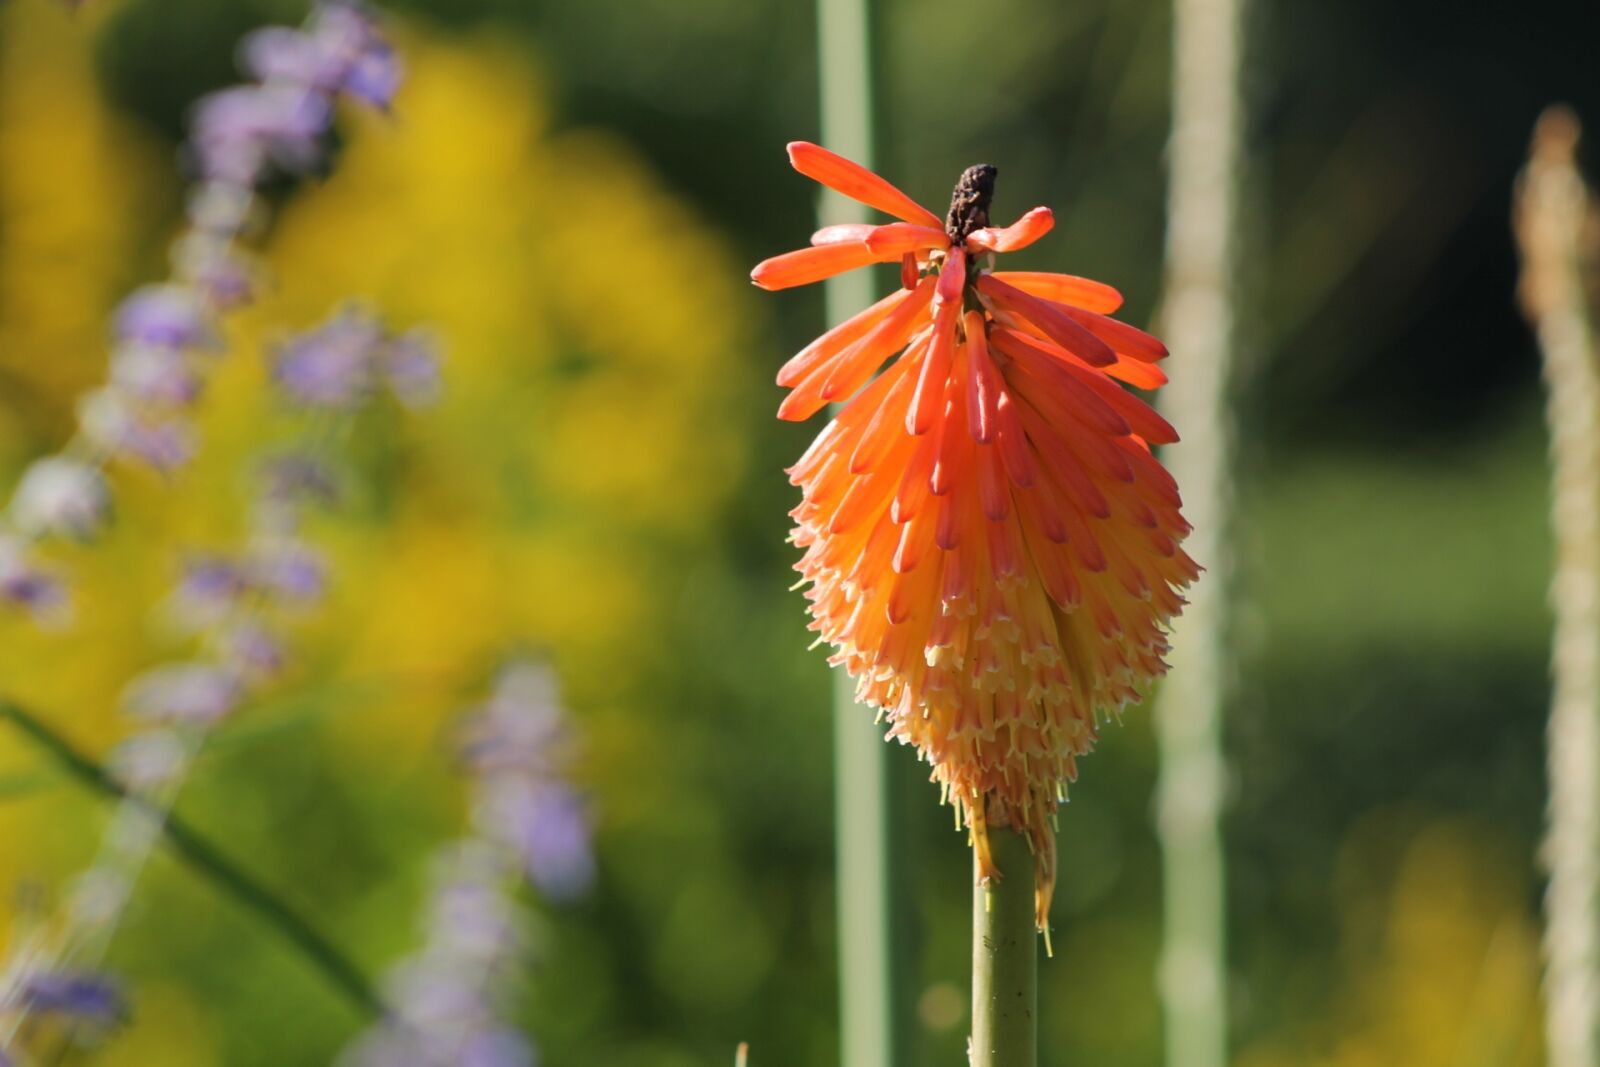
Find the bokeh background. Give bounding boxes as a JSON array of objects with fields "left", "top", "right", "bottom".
[{"left": 0, "top": 0, "right": 1597, "bottom": 1063}]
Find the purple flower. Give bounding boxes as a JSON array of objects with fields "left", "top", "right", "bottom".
[
  {"left": 460, "top": 665, "right": 565, "bottom": 775},
  {"left": 191, "top": 85, "right": 333, "bottom": 184},
  {"left": 113, "top": 286, "right": 213, "bottom": 350},
  {"left": 0, "top": 534, "right": 64, "bottom": 617},
  {"left": 457, "top": 1029, "right": 535, "bottom": 1067},
  {"left": 311, "top": 3, "right": 398, "bottom": 102},
  {"left": 79, "top": 389, "right": 196, "bottom": 472},
  {"left": 240, "top": 26, "right": 329, "bottom": 87},
  {"left": 425, "top": 850, "right": 524, "bottom": 961},
  {"left": 258, "top": 453, "right": 341, "bottom": 509},
  {"left": 110, "top": 343, "right": 202, "bottom": 405},
  {"left": 169, "top": 553, "right": 251, "bottom": 628},
  {"left": 343, "top": 41, "right": 402, "bottom": 110},
  {"left": 223, "top": 622, "right": 287, "bottom": 677},
  {"left": 185, "top": 182, "right": 255, "bottom": 234},
  {"left": 243, "top": 8, "right": 400, "bottom": 111},
  {"left": 382, "top": 330, "right": 443, "bottom": 408},
  {"left": 271, "top": 310, "right": 384, "bottom": 409},
  {"left": 172, "top": 233, "right": 255, "bottom": 310},
  {"left": 123, "top": 664, "right": 242, "bottom": 724},
  {"left": 17, "top": 971, "right": 124, "bottom": 1027},
  {"left": 109, "top": 729, "right": 188, "bottom": 791},
  {"left": 477, "top": 779, "right": 594, "bottom": 901},
  {"left": 10, "top": 458, "right": 110, "bottom": 540},
  {"left": 252, "top": 542, "right": 328, "bottom": 603}
]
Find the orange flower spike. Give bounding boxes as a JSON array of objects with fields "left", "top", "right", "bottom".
[
  {"left": 787, "top": 141, "right": 945, "bottom": 230},
  {"left": 755, "top": 148, "right": 1195, "bottom": 930}
]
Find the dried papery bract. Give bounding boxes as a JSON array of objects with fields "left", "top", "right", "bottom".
[
  {"left": 754, "top": 142, "right": 1197, "bottom": 928},
  {"left": 1515, "top": 106, "right": 1600, "bottom": 1067}
]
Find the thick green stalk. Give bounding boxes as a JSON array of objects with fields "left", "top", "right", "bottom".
[
  {"left": 814, "top": 1, "right": 908, "bottom": 1066},
  {"left": 970, "top": 829, "right": 1037, "bottom": 1067}
]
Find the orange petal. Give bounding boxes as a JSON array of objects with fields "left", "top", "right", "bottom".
[
  {"left": 1012, "top": 403, "right": 1112, "bottom": 520},
  {"left": 777, "top": 287, "right": 909, "bottom": 387},
  {"left": 965, "top": 311, "right": 1001, "bottom": 444},
  {"left": 780, "top": 315, "right": 917, "bottom": 423},
  {"left": 787, "top": 141, "right": 944, "bottom": 230},
  {"left": 1103, "top": 358, "right": 1167, "bottom": 390},
  {"left": 965, "top": 207, "right": 1054, "bottom": 254},
  {"left": 864, "top": 223, "right": 950, "bottom": 256},
  {"left": 990, "top": 271, "right": 1124, "bottom": 314},
  {"left": 907, "top": 301, "right": 959, "bottom": 435},
  {"left": 993, "top": 390, "right": 1037, "bottom": 488},
  {"left": 893, "top": 403, "right": 943, "bottom": 521},
  {"left": 1057, "top": 305, "right": 1169, "bottom": 362},
  {"left": 752, "top": 241, "right": 898, "bottom": 291},
  {"left": 993, "top": 314, "right": 1168, "bottom": 391},
  {"left": 811, "top": 223, "right": 876, "bottom": 245},
  {"left": 1053, "top": 358, "right": 1179, "bottom": 444},
  {"left": 931, "top": 342, "right": 971, "bottom": 496},
  {"left": 819, "top": 279, "right": 936, "bottom": 402},
  {"left": 990, "top": 329, "right": 1130, "bottom": 437},
  {"left": 977, "top": 274, "right": 1115, "bottom": 367},
  {"left": 849, "top": 365, "right": 918, "bottom": 474},
  {"left": 976, "top": 442, "right": 1009, "bottom": 521},
  {"left": 937, "top": 247, "right": 968, "bottom": 305},
  {"left": 901, "top": 253, "right": 920, "bottom": 290}
]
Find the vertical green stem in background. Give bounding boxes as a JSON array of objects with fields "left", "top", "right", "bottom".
[
  {"left": 814, "top": 3, "right": 907, "bottom": 1067},
  {"left": 1155, "top": 0, "right": 1245, "bottom": 1061},
  {"left": 1515, "top": 108, "right": 1600, "bottom": 1067},
  {"left": 970, "top": 829, "right": 1037, "bottom": 1067}
]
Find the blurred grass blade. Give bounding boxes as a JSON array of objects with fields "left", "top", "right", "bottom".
[
  {"left": 814, "top": 1, "right": 907, "bottom": 1066},
  {"left": 0, "top": 701, "right": 383, "bottom": 1020},
  {"left": 1155, "top": 0, "right": 1247, "bottom": 1062},
  {"left": 1515, "top": 107, "right": 1600, "bottom": 1067}
]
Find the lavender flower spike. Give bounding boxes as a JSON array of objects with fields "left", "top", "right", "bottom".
[
  {"left": 338, "top": 663, "right": 592, "bottom": 1067},
  {"left": 463, "top": 663, "right": 594, "bottom": 899}
]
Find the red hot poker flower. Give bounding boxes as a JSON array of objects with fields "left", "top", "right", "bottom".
[{"left": 754, "top": 144, "right": 1198, "bottom": 927}]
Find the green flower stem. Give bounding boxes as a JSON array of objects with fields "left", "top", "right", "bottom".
[
  {"left": 970, "top": 828, "right": 1037, "bottom": 1067},
  {"left": 814, "top": 0, "right": 911, "bottom": 1066},
  {"left": 0, "top": 700, "right": 383, "bottom": 1019}
]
